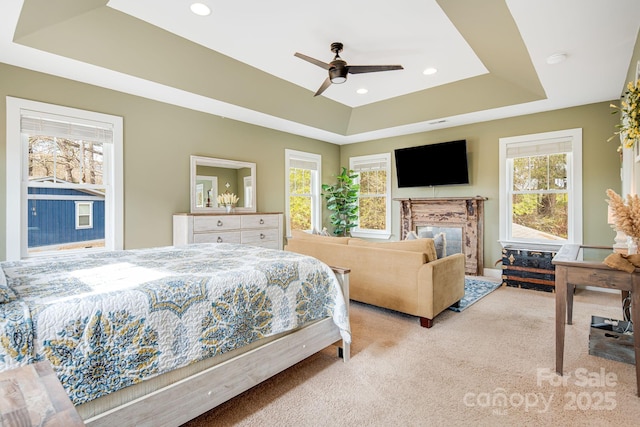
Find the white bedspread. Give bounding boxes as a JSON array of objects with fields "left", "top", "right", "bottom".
[{"left": 0, "top": 243, "right": 350, "bottom": 405}]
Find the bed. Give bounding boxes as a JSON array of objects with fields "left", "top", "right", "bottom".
[{"left": 0, "top": 243, "right": 350, "bottom": 426}]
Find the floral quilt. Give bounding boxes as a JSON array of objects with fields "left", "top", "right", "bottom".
[{"left": 0, "top": 243, "right": 350, "bottom": 405}]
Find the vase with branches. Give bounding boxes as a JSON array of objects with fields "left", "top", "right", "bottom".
[
  {"left": 606, "top": 189, "right": 640, "bottom": 252},
  {"left": 322, "top": 167, "right": 360, "bottom": 236}
]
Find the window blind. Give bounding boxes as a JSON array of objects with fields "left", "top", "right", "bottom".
[
  {"left": 21, "top": 111, "right": 113, "bottom": 144},
  {"left": 352, "top": 159, "right": 388, "bottom": 171},
  {"left": 506, "top": 138, "right": 572, "bottom": 158},
  {"left": 289, "top": 158, "right": 318, "bottom": 171}
]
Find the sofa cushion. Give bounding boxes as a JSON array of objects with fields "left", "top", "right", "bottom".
[
  {"left": 290, "top": 229, "right": 350, "bottom": 244},
  {"left": 417, "top": 230, "right": 447, "bottom": 259},
  {"left": 348, "top": 238, "right": 437, "bottom": 262}
]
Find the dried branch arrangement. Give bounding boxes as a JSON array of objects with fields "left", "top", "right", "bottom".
[{"left": 606, "top": 188, "right": 640, "bottom": 238}]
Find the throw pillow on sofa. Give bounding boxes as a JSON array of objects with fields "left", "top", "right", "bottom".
[{"left": 417, "top": 230, "right": 447, "bottom": 258}]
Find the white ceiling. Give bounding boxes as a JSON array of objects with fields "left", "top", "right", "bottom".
[
  {"left": 107, "top": 0, "right": 489, "bottom": 108},
  {"left": 1, "top": 0, "right": 640, "bottom": 144}
]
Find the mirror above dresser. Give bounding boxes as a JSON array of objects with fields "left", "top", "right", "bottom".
[{"left": 190, "top": 155, "right": 256, "bottom": 213}]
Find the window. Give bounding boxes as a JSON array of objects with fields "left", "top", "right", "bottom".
[
  {"left": 75, "top": 202, "right": 94, "bottom": 229},
  {"left": 350, "top": 153, "right": 391, "bottom": 239},
  {"left": 285, "top": 149, "right": 321, "bottom": 236},
  {"left": 499, "top": 128, "right": 582, "bottom": 245},
  {"left": 6, "top": 97, "right": 123, "bottom": 260}
]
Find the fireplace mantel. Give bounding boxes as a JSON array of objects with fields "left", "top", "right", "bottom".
[{"left": 395, "top": 197, "right": 487, "bottom": 275}]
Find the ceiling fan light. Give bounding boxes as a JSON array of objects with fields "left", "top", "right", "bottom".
[
  {"left": 190, "top": 3, "right": 211, "bottom": 16},
  {"left": 329, "top": 65, "right": 348, "bottom": 84}
]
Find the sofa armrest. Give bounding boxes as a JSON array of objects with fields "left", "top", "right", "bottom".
[{"left": 416, "top": 253, "right": 466, "bottom": 319}]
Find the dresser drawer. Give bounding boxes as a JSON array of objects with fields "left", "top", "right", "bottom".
[
  {"left": 193, "top": 215, "right": 241, "bottom": 232},
  {"left": 193, "top": 231, "right": 241, "bottom": 244},
  {"left": 241, "top": 214, "right": 280, "bottom": 229},
  {"left": 241, "top": 228, "right": 279, "bottom": 246}
]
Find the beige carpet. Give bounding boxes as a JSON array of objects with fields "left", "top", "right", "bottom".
[{"left": 182, "top": 284, "right": 640, "bottom": 426}]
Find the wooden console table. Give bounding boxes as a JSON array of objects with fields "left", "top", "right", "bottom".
[{"left": 553, "top": 244, "right": 640, "bottom": 396}]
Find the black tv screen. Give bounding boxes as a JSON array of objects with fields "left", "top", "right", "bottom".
[{"left": 395, "top": 140, "right": 469, "bottom": 187}]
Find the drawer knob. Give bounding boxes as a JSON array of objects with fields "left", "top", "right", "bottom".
[
  {"left": 260, "top": 233, "right": 265, "bottom": 239},
  {"left": 217, "top": 236, "right": 223, "bottom": 243},
  {"left": 259, "top": 219, "right": 265, "bottom": 224},
  {"left": 217, "top": 220, "right": 223, "bottom": 227}
]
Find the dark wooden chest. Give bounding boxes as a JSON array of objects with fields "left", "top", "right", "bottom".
[{"left": 501, "top": 245, "right": 557, "bottom": 292}]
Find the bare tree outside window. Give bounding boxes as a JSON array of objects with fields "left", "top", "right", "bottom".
[{"left": 28, "top": 136, "right": 103, "bottom": 184}]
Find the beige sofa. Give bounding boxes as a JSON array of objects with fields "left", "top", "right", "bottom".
[{"left": 285, "top": 230, "right": 465, "bottom": 328}]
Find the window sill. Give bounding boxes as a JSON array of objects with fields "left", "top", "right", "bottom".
[
  {"left": 499, "top": 239, "right": 566, "bottom": 251},
  {"left": 350, "top": 230, "right": 391, "bottom": 240}
]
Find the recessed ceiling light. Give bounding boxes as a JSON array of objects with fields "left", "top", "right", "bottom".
[
  {"left": 356, "top": 88, "right": 368, "bottom": 95},
  {"left": 190, "top": 3, "right": 211, "bottom": 16},
  {"left": 546, "top": 53, "right": 567, "bottom": 65},
  {"left": 423, "top": 67, "right": 438, "bottom": 75}
]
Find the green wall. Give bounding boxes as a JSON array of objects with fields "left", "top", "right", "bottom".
[
  {"left": 0, "top": 62, "right": 624, "bottom": 269},
  {"left": 0, "top": 63, "right": 340, "bottom": 260},
  {"left": 340, "top": 102, "right": 621, "bottom": 267}
]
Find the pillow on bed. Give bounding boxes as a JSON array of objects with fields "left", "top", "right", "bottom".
[{"left": 0, "top": 266, "right": 16, "bottom": 303}]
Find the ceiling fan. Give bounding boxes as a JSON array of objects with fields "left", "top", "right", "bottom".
[{"left": 294, "top": 42, "right": 404, "bottom": 97}]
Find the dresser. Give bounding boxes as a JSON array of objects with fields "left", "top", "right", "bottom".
[{"left": 173, "top": 213, "right": 283, "bottom": 250}]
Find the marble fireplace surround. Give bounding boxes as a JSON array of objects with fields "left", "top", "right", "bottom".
[{"left": 396, "top": 197, "right": 487, "bottom": 276}]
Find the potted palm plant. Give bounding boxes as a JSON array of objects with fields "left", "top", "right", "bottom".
[{"left": 322, "top": 167, "right": 360, "bottom": 236}]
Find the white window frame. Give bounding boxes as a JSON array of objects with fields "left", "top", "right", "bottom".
[
  {"left": 350, "top": 153, "right": 392, "bottom": 240},
  {"left": 243, "top": 176, "right": 253, "bottom": 208},
  {"left": 499, "top": 128, "right": 582, "bottom": 247},
  {"left": 75, "top": 201, "right": 94, "bottom": 229},
  {"left": 285, "top": 149, "right": 321, "bottom": 237},
  {"left": 6, "top": 97, "right": 123, "bottom": 260}
]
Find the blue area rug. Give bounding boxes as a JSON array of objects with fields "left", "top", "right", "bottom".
[{"left": 448, "top": 277, "right": 502, "bottom": 312}]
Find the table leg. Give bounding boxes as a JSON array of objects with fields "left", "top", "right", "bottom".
[
  {"left": 631, "top": 276, "right": 640, "bottom": 397},
  {"left": 567, "top": 283, "right": 575, "bottom": 325},
  {"left": 555, "top": 266, "right": 567, "bottom": 375}
]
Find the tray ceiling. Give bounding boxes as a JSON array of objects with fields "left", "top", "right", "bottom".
[{"left": 2, "top": 0, "right": 639, "bottom": 144}]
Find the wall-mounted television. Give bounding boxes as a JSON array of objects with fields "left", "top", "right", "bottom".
[{"left": 395, "top": 139, "right": 469, "bottom": 187}]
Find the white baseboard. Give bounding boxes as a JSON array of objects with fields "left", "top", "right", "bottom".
[{"left": 481, "top": 268, "right": 502, "bottom": 279}]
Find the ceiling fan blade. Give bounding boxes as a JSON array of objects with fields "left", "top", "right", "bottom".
[
  {"left": 294, "top": 52, "right": 331, "bottom": 70},
  {"left": 314, "top": 77, "right": 332, "bottom": 97},
  {"left": 347, "top": 65, "right": 404, "bottom": 74}
]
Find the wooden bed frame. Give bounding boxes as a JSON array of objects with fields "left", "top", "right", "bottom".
[{"left": 83, "top": 267, "right": 350, "bottom": 427}]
